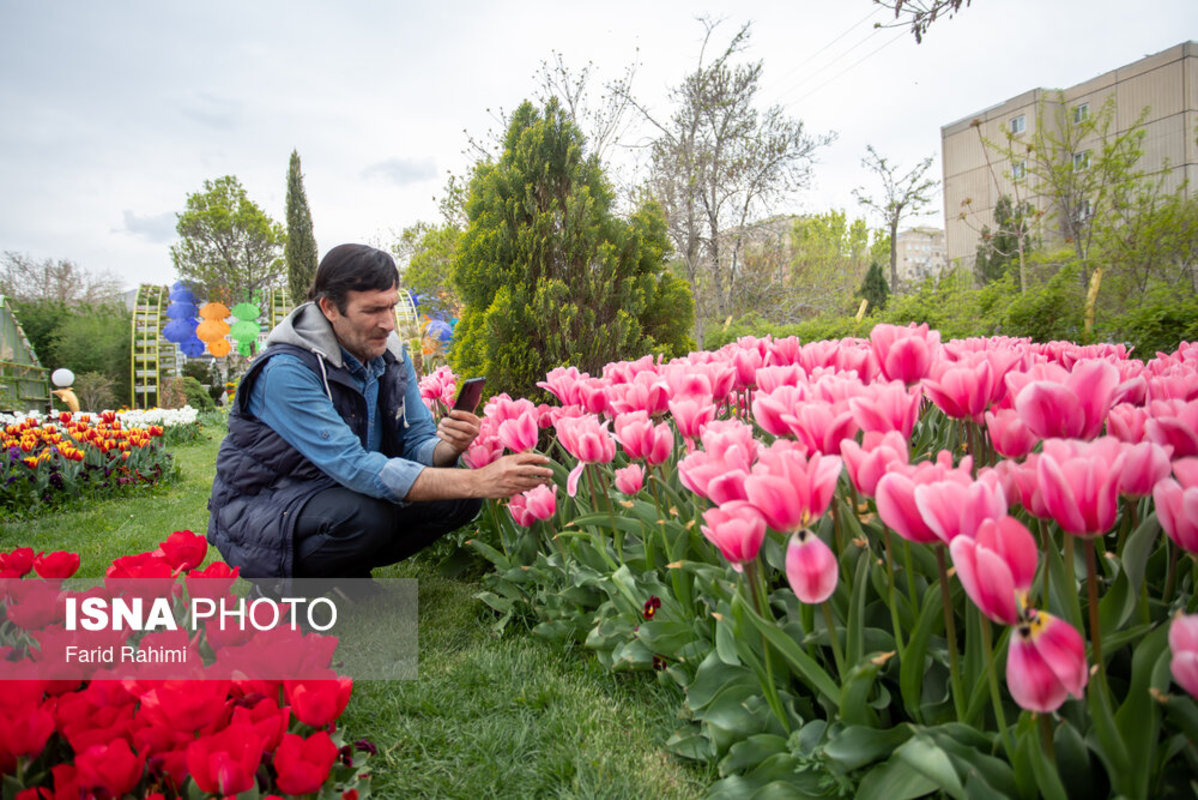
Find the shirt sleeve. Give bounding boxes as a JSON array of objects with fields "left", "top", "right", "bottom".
[{"left": 247, "top": 354, "right": 426, "bottom": 503}]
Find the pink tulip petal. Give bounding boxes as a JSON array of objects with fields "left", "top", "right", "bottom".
[{"left": 566, "top": 462, "right": 585, "bottom": 498}]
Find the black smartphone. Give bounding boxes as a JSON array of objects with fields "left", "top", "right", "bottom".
[{"left": 452, "top": 377, "right": 486, "bottom": 413}]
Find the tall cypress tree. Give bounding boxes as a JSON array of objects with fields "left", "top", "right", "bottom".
[
  {"left": 857, "top": 260, "right": 889, "bottom": 313},
  {"left": 285, "top": 150, "right": 318, "bottom": 304}
]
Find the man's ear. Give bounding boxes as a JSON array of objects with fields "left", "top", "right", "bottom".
[{"left": 316, "top": 296, "right": 338, "bottom": 321}]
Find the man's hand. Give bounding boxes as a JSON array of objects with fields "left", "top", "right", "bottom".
[
  {"left": 472, "top": 452, "right": 554, "bottom": 498},
  {"left": 436, "top": 410, "right": 481, "bottom": 455}
]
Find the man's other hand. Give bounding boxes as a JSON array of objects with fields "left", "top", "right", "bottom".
[{"left": 474, "top": 452, "right": 554, "bottom": 498}]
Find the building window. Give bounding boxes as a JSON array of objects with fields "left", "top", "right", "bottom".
[
  {"left": 1075, "top": 198, "right": 1093, "bottom": 223},
  {"left": 1073, "top": 150, "right": 1091, "bottom": 171},
  {"left": 1073, "top": 103, "right": 1089, "bottom": 124},
  {"left": 1012, "top": 160, "right": 1026, "bottom": 181},
  {"left": 1010, "top": 115, "right": 1026, "bottom": 135}
]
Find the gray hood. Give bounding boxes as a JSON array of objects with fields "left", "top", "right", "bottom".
[{"left": 264, "top": 302, "right": 407, "bottom": 370}]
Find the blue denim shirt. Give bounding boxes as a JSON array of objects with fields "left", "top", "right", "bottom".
[{"left": 247, "top": 347, "right": 440, "bottom": 503}]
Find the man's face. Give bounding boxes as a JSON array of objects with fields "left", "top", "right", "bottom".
[{"left": 318, "top": 286, "right": 398, "bottom": 364}]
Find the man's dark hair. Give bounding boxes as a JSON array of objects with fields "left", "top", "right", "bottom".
[{"left": 308, "top": 244, "right": 398, "bottom": 313}]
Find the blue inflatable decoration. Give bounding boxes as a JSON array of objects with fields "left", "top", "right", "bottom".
[
  {"left": 165, "top": 302, "right": 199, "bottom": 320},
  {"left": 169, "top": 287, "right": 198, "bottom": 305},
  {"left": 163, "top": 318, "right": 198, "bottom": 343},
  {"left": 180, "top": 336, "right": 206, "bottom": 358},
  {"left": 426, "top": 320, "right": 453, "bottom": 343}
]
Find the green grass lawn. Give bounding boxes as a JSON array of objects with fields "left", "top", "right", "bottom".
[{"left": 0, "top": 433, "right": 713, "bottom": 798}]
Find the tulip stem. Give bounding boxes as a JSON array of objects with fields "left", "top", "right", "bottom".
[
  {"left": 588, "top": 465, "right": 623, "bottom": 564},
  {"left": 1084, "top": 538, "right": 1104, "bottom": 677},
  {"left": 936, "top": 545, "right": 966, "bottom": 722},
  {"left": 745, "top": 560, "right": 790, "bottom": 733},
  {"left": 883, "top": 528, "right": 906, "bottom": 653},
  {"left": 1038, "top": 712, "right": 1056, "bottom": 761},
  {"left": 820, "top": 601, "right": 846, "bottom": 679},
  {"left": 902, "top": 538, "right": 919, "bottom": 612},
  {"left": 1163, "top": 538, "right": 1180, "bottom": 606},
  {"left": 1062, "top": 533, "right": 1084, "bottom": 631},
  {"left": 980, "top": 614, "right": 1015, "bottom": 761},
  {"left": 965, "top": 423, "right": 978, "bottom": 477},
  {"left": 487, "top": 500, "right": 509, "bottom": 560}
]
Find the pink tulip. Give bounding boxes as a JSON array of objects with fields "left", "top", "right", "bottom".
[
  {"left": 678, "top": 450, "right": 750, "bottom": 505},
  {"left": 497, "top": 411, "right": 539, "bottom": 453},
  {"left": 923, "top": 360, "right": 994, "bottom": 423},
  {"left": 848, "top": 381, "right": 922, "bottom": 439},
  {"left": 1014, "top": 359, "right": 1120, "bottom": 441},
  {"left": 869, "top": 323, "right": 941, "bottom": 386},
  {"left": 743, "top": 442, "right": 842, "bottom": 533},
  {"left": 1169, "top": 613, "right": 1198, "bottom": 698},
  {"left": 462, "top": 435, "right": 503, "bottom": 469},
  {"left": 1174, "top": 457, "right": 1198, "bottom": 488},
  {"left": 700, "top": 501, "right": 767, "bottom": 572},
  {"left": 765, "top": 336, "right": 803, "bottom": 367},
  {"left": 613, "top": 412, "right": 674, "bottom": 466},
  {"left": 1153, "top": 478, "right": 1198, "bottom": 554},
  {"left": 1145, "top": 398, "right": 1198, "bottom": 458},
  {"left": 840, "top": 431, "right": 909, "bottom": 498},
  {"left": 507, "top": 494, "right": 535, "bottom": 527},
  {"left": 985, "top": 408, "right": 1038, "bottom": 459},
  {"left": 875, "top": 451, "right": 970, "bottom": 544},
  {"left": 785, "top": 530, "right": 839, "bottom": 604},
  {"left": 751, "top": 384, "right": 808, "bottom": 437},
  {"left": 914, "top": 471, "right": 1007, "bottom": 544},
  {"left": 1107, "top": 403, "right": 1149, "bottom": 443},
  {"left": 698, "top": 420, "right": 759, "bottom": 472},
  {"left": 1037, "top": 438, "right": 1126, "bottom": 536},
  {"left": 577, "top": 377, "right": 609, "bottom": 415},
  {"left": 1006, "top": 609, "right": 1089, "bottom": 713},
  {"left": 755, "top": 364, "right": 804, "bottom": 394},
  {"left": 731, "top": 346, "right": 764, "bottom": 390},
  {"left": 997, "top": 454, "right": 1051, "bottom": 519},
  {"left": 555, "top": 415, "right": 616, "bottom": 497},
  {"left": 950, "top": 517, "right": 1037, "bottom": 625},
  {"left": 1117, "top": 441, "right": 1172, "bottom": 498},
  {"left": 614, "top": 464, "right": 644, "bottom": 495},
  {"left": 604, "top": 372, "right": 670, "bottom": 417},
  {"left": 668, "top": 396, "right": 718, "bottom": 444},
  {"left": 523, "top": 483, "right": 557, "bottom": 521},
  {"left": 537, "top": 366, "right": 587, "bottom": 406},
  {"left": 781, "top": 401, "right": 859, "bottom": 456},
  {"left": 484, "top": 393, "right": 538, "bottom": 424}
]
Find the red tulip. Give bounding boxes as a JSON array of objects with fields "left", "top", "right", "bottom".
[
  {"left": 74, "top": 738, "right": 146, "bottom": 799},
  {"left": 785, "top": 529, "right": 838, "bottom": 604},
  {"left": 138, "top": 680, "right": 232, "bottom": 733},
  {"left": 0, "top": 705, "right": 55, "bottom": 758},
  {"left": 1169, "top": 613, "right": 1198, "bottom": 698},
  {"left": 185, "top": 722, "right": 263, "bottom": 797},
  {"left": 229, "top": 695, "right": 290, "bottom": 754},
  {"left": 949, "top": 517, "right": 1037, "bottom": 625},
  {"left": 157, "top": 529, "right": 207, "bottom": 571},
  {"left": 185, "top": 560, "right": 241, "bottom": 601},
  {"left": 1014, "top": 359, "right": 1119, "bottom": 441},
  {"left": 0, "top": 547, "right": 35, "bottom": 578},
  {"left": 744, "top": 442, "right": 842, "bottom": 534},
  {"left": 32, "top": 551, "right": 80, "bottom": 580},
  {"left": 1006, "top": 609, "right": 1088, "bottom": 713},
  {"left": 274, "top": 731, "right": 339, "bottom": 796},
  {"left": 614, "top": 464, "right": 644, "bottom": 495},
  {"left": 699, "top": 501, "right": 767, "bottom": 572},
  {"left": 284, "top": 677, "right": 353, "bottom": 728},
  {"left": 1037, "top": 438, "right": 1126, "bottom": 536},
  {"left": 840, "top": 430, "right": 909, "bottom": 498},
  {"left": 869, "top": 322, "right": 941, "bottom": 386}
]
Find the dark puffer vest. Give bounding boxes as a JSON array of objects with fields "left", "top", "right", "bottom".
[{"left": 206, "top": 307, "right": 411, "bottom": 579}]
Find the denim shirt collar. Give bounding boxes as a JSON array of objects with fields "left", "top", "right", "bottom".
[{"left": 339, "top": 348, "right": 387, "bottom": 384}]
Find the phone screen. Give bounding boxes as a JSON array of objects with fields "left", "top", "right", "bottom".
[{"left": 453, "top": 377, "right": 486, "bottom": 412}]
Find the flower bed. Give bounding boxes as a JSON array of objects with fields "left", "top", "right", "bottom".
[
  {"left": 429, "top": 326, "right": 1198, "bottom": 799},
  {"left": 0, "top": 412, "right": 176, "bottom": 517},
  {"left": 0, "top": 533, "right": 373, "bottom": 799}
]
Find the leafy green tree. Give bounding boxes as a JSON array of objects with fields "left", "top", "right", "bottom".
[
  {"left": 171, "top": 176, "right": 285, "bottom": 305},
  {"left": 974, "top": 195, "right": 1035, "bottom": 285},
  {"left": 285, "top": 151, "right": 319, "bottom": 305},
  {"left": 451, "top": 99, "right": 693, "bottom": 399},
  {"left": 51, "top": 303, "right": 133, "bottom": 405},
  {"left": 857, "top": 261, "right": 890, "bottom": 313},
  {"left": 395, "top": 222, "right": 462, "bottom": 322}
]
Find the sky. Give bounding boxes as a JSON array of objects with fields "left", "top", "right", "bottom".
[{"left": 1, "top": 0, "right": 1195, "bottom": 292}]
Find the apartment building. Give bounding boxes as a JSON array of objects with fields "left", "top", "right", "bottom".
[
  {"left": 940, "top": 41, "right": 1198, "bottom": 266},
  {"left": 895, "top": 226, "right": 947, "bottom": 283}
]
